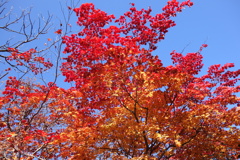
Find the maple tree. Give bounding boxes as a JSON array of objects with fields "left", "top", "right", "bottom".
[{"left": 0, "top": 0, "right": 240, "bottom": 159}]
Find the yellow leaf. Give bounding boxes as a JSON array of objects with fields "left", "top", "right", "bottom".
[
  {"left": 175, "top": 140, "right": 181, "bottom": 147},
  {"left": 10, "top": 132, "right": 17, "bottom": 137},
  {"left": 146, "top": 92, "right": 153, "bottom": 97}
]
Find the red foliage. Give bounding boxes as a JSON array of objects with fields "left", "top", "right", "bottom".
[{"left": 1, "top": 0, "right": 239, "bottom": 159}]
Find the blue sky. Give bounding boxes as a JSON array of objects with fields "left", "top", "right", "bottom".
[{"left": 2, "top": 0, "right": 240, "bottom": 84}]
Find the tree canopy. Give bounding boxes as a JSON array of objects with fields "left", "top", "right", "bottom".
[{"left": 0, "top": 0, "right": 239, "bottom": 159}]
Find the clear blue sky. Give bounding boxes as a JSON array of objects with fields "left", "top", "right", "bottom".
[{"left": 3, "top": 0, "right": 240, "bottom": 83}]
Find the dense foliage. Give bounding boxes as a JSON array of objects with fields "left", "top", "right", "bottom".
[{"left": 0, "top": 0, "right": 239, "bottom": 159}]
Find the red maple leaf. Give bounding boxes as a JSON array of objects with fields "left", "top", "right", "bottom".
[{"left": 54, "top": 29, "right": 62, "bottom": 34}]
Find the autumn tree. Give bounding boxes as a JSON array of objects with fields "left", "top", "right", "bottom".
[
  {"left": 0, "top": 0, "right": 81, "bottom": 159},
  {"left": 0, "top": 0, "right": 240, "bottom": 159}
]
